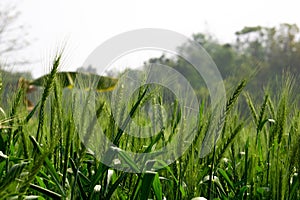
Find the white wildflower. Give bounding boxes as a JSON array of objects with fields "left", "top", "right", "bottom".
[
  {"left": 94, "top": 185, "right": 101, "bottom": 192},
  {"left": 0, "top": 151, "right": 8, "bottom": 159},
  {"left": 203, "top": 175, "right": 219, "bottom": 183},
  {"left": 113, "top": 158, "right": 121, "bottom": 165},
  {"left": 191, "top": 197, "right": 208, "bottom": 200},
  {"left": 107, "top": 169, "right": 114, "bottom": 185},
  {"left": 268, "top": 119, "right": 275, "bottom": 123}
]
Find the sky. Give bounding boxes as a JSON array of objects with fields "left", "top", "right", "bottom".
[{"left": 3, "top": 0, "right": 300, "bottom": 78}]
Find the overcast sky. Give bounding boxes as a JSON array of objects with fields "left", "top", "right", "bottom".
[{"left": 5, "top": 0, "right": 300, "bottom": 78}]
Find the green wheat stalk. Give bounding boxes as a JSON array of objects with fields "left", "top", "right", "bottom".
[{"left": 36, "top": 53, "right": 62, "bottom": 144}]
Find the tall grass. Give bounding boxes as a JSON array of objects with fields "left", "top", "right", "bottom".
[{"left": 0, "top": 55, "right": 299, "bottom": 199}]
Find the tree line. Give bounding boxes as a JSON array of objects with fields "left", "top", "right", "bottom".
[
  {"left": 146, "top": 23, "right": 300, "bottom": 99},
  {"left": 1, "top": 23, "right": 300, "bottom": 108}
]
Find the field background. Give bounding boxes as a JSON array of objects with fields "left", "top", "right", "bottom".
[{"left": 1, "top": 24, "right": 300, "bottom": 199}]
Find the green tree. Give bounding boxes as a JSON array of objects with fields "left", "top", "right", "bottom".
[{"left": 235, "top": 23, "right": 300, "bottom": 77}]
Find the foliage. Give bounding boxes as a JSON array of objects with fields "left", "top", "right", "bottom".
[
  {"left": 146, "top": 23, "right": 300, "bottom": 100},
  {"left": 1, "top": 22, "right": 300, "bottom": 199},
  {"left": 0, "top": 51, "right": 299, "bottom": 199}
]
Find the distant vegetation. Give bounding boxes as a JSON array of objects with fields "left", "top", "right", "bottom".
[
  {"left": 147, "top": 23, "right": 300, "bottom": 98},
  {"left": 3, "top": 23, "right": 300, "bottom": 102}
]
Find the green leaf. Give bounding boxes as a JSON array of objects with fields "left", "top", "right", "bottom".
[
  {"left": 143, "top": 129, "right": 164, "bottom": 153},
  {"left": 217, "top": 168, "right": 234, "bottom": 191},
  {"left": 69, "top": 158, "right": 88, "bottom": 200},
  {"left": 140, "top": 171, "right": 156, "bottom": 200},
  {"left": 0, "top": 162, "right": 28, "bottom": 191},
  {"left": 35, "top": 176, "right": 46, "bottom": 188},
  {"left": 105, "top": 173, "right": 127, "bottom": 199},
  {"left": 29, "top": 136, "right": 66, "bottom": 196},
  {"left": 237, "top": 185, "right": 248, "bottom": 198},
  {"left": 152, "top": 173, "right": 162, "bottom": 200},
  {"left": 29, "top": 183, "right": 62, "bottom": 199},
  {"left": 117, "top": 148, "right": 140, "bottom": 172}
]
